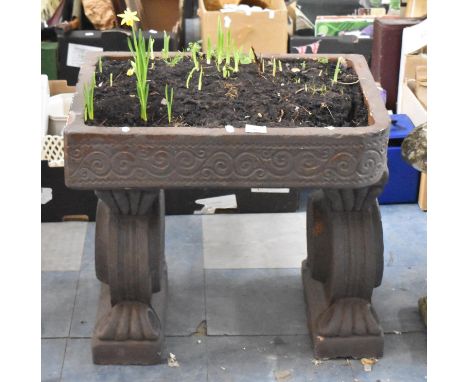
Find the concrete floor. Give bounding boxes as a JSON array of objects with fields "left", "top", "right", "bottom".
[{"left": 42, "top": 203, "right": 427, "bottom": 382}]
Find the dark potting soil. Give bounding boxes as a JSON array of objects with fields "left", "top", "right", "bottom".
[{"left": 89, "top": 57, "right": 369, "bottom": 128}]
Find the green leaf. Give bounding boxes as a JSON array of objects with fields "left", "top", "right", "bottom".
[{"left": 239, "top": 53, "right": 251, "bottom": 65}]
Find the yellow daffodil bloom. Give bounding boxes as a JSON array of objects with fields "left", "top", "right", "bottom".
[
  {"left": 127, "top": 60, "right": 136, "bottom": 76},
  {"left": 117, "top": 8, "right": 140, "bottom": 27}
]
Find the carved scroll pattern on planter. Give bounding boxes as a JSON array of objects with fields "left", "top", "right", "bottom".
[
  {"left": 306, "top": 172, "right": 387, "bottom": 341},
  {"left": 65, "top": 136, "right": 388, "bottom": 188},
  {"left": 94, "top": 190, "right": 164, "bottom": 342}
]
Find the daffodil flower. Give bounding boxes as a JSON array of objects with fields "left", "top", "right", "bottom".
[
  {"left": 117, "top": 8, "right": 140, "bottom": 27},
  {"left": 117, "top": 9, "right": 153, "bottom": 122},
  {"left": 126, "top": 60, "right": 136, "bottom": 76}
]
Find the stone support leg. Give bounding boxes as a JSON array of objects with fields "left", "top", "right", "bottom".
[
  {"left": 92, "top": 189, "right": 166, "bottom": 365},
  {"left": 303, "top": 174, "right": 387, "bottom": 359}
]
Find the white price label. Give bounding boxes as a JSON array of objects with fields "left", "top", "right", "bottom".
[
  {"left": 245, "top": 124, "right": 267, "bottom": 134},
  {"left": 66, "top": 43, "right": 103, "bottom": 68},
  {"left": 251, "top": 188, "right": 290, "bottom": 193}
]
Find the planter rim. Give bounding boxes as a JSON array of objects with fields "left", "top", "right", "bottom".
[
  {"left": 64, "top": 52, "right": 390, "bottom": 190},
  {"left": 66, "top": 52, "right": 389, "bottom": 137}
]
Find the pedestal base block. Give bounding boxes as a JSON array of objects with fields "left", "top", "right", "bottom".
[
  {"left": 312, "top": 334, "right": 383, "bottom": 360},
  {"left": 302, "top": 260, "right": 383, "bottom": 359},
  {"left": 92, "top": 339, "right": 165, "bottom": 365},
  {"left": 92, "top": 268, "right": 168, "bottom": 365}
]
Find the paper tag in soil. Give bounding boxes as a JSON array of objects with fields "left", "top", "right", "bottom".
[
  {"left": 67, "top": 43, "right": 103, "bottom": 68},
  {"left": 251, "top": 188, "right": 290, "bottom": 193},
  {"left": 194, "top": 194, "right": 237, "bottom": 214},
  {"left": 245, "top": 124, "right": 267, "bottom": 133},
  {"left": 41, "top": 188, "right": 53, "bottom": 204},
  {"left": 225, "top": 125, "right": 235, "bottom": 133}
]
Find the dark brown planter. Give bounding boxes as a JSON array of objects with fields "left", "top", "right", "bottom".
[{"left": 64, "top": 52, "right": 390, "bottom": 364}]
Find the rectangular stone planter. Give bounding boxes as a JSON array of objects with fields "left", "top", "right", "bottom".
[{"left": 64, "top": 52, "right": 390, "bottom": 364}]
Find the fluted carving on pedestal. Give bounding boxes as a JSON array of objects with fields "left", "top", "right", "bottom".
[
  {"left": 316, "top": 297, "right": 381, "bottom": 337},
  {"left": 95, "top": 302, "right": 160, "bottom": 341},
  {"left": 303, "top": 172, "right": 388, "bottom": 359}
]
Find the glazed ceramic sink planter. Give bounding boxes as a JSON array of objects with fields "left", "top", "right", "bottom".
[{"left": 64, "top": 52, "right": 390, "bottom": 364}]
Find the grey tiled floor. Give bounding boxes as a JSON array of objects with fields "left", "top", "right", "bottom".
[{"left": 42, "top": 204, "right": 427, "bottom": 382}]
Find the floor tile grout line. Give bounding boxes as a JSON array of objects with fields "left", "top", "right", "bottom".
[
  {"left": 41, "top": 328, "right": 427, "bottom": 342},
  {"left": 66, "top": 222, "right": 89, "bottom": 339},
  {"left": 58, "top": 337, "right": 68, "bottom": 382},
  {"left": 203, "top": 267, "right": 304, "bottom": 271},
  {"left": 59, "top": 222, "right": 89, "bottom": 381}
]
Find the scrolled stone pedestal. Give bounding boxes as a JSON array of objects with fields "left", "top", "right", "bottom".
[
  {"left": 303, "top": 174, "right": 387, "bottom": 359},
  {"left": 92, "top": 189, "right": 167, "bottom": 365}
]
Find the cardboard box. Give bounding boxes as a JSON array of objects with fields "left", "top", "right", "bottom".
[
  {"left": 399, "top": 53, "right": 427, "bottom": 126},
  {"left": 134, "top": 0, "right": 181, "bottom": 31},
  {"left": 199, "top": 0, "right": 288, "bottom": 54},
  {"left": 395, "top": 21, "right": 427, "bottom": 211},
  {"left": 49, "top": 80, "right": 75, "bottom": 96},
  {"left": 397, "top": 19, "right": 427, "bottom": 125},
  {"left": 418, "top": 171, "right": 427, "bottom": 211},
  {"left": 415, "top": 64, "right": 427, "bottom": 108},
  {"left": 399, "top": 80, "right": 426, "bottom": 127}
]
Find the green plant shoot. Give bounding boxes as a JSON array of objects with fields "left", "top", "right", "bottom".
[
  {"left": 109, "top": 73, "right": 113, "bottom": 87},
  {"left": 225, "top": 29, "right": 232, "bottom": 67},
  {"left": 207, "top": 37, "right": 212, "bottom": 65},
  {"left": 233, "top": 48, "right": 240, "bottom": 72},
  {"left": 239, "top": 53, "right": 252, "bottom": 65},
  {"left": 222, "top": 65, "right": 232, "bottom": 78},
  {"left": 333, "top": 57, "right": 343, "bottom": 84},
  {"left": 162, "top": 31, "right": 170, "bottom": 60},
  {"left": 188, "top": 42, "right": 201, "bottom": 70},
  {"left": 186, "top": 66, "right": 197, "bottom": 88},
  {"left": 272, "top": 58, "right": 276, "bottom": 77},
  {"left": 167, "top": 51, "right": 183, "bottom": 67},
  {"left": 216, "top": 16, "right": 224, "bottom": 67},
  {"left": 98, "top": 57, "right": 102, "bottom": 73},
  {"left": 83, "top": 72, "right": 96, "bottom": 121},
  {"left": 198, "top": 65, "right": 204, "bottom": 91},
  {"left": 249, "top": 48, "right": 255, "bottom": 62},
  {"left": 165, "top": 84, "right": 174, "bottom": 123},
  {"left": 278, "top": 60, "right": 282, "bottom": 72},
  {"left": 118, "top": 8, "right": 154, "bottom": 122}
]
